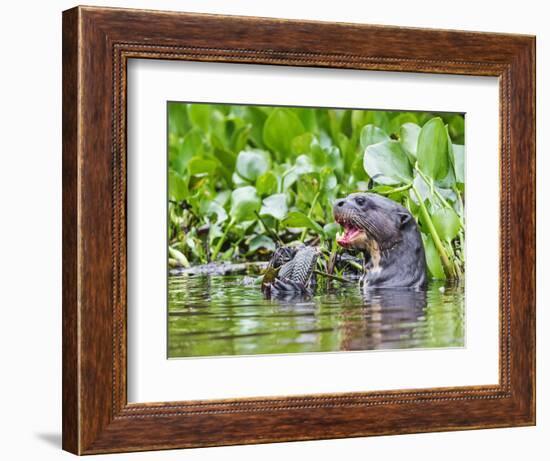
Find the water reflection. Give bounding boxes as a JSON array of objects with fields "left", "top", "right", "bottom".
[{"left": 168, "top": 275, "right": 464, "bottom": 358}]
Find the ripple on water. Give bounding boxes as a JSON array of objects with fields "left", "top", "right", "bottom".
[{"left": 168, "top": 275, "right": 465, "bottom": 358}]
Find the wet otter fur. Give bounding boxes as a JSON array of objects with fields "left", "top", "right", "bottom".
[{"left": 333, "top": 192, "right": 427, "bottom": 288}]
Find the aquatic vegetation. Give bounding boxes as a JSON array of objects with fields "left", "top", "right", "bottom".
[{"left": 168, "top": 102, "right": 465, "bottom": 280}]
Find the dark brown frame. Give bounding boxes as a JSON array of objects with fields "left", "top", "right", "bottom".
[{"left": 62, "top": 5, "right": 536, "bottom": 455}]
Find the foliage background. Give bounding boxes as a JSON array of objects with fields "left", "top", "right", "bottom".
[{"left": 168, "top": 102, "right": 465, "bottom": 280}]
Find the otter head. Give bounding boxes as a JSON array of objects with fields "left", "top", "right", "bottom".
[{"left": 333, "top": 192, "right": 413, "bottom": 252}]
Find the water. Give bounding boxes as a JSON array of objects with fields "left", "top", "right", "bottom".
[{"left": 168, "top": 275, "right": 464, "bottom": 358}]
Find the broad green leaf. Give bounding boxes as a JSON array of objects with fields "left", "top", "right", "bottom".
[
  {"left": 242, "top": 106, "right": 267, "bottom": 148},
  {"left": 232, "top": 171, "right": 249, "bottom": 187},
  {"left": 294, "top": 154, "right": 315, "bottom": 174},
  {"left": 364, "top": 140, "right": 413, "bottom": 185},
  {"left": 400, "top": 123, "right": 421, "bottom": 159},
  {"left": 206, "top": 201, "right": 228, "bottom": 224},
  {"left": 230, "top": 186, "right": 261, "bottom": 222},
  {"left": 323, "top": 222, "right": 340, "bottom": 239},
  {"left": 168, "top": 102, "right": 189, "bottom": 136},
  {"left": 170, "top": 130, "right": 203, "bottom": 174},
  {"left": 388, "top": 112, "right": 419, "bottom": 134},
  {"left": 422, "top": 234, "right": 446, "bottom": 280},
  {"left": 360, "top": 124, "right": 389, "bottom": 150},
  {"left": 231, "top": 124, "right": 251, "bottom": 153},
  {"left": 358, "top": 111, "right": 391, "bottom": 133},
  {"left": 188, "top": 104, "right": 212, "bottom": 132},
  {"left": 214, "top": 190, "right": 231, "bottom": 206},
  {"left": 263, "top": 108, "right": 305, "bottom": 157},
  {"left": 295, "top": 108, "right": 317, "bottom": 132},
  {"left": 410, "top": 172, "right": 431, "bottom": 204},
  {"left": 168, "top": 170, "right": 188, "bottom": 201},
  {"left": 432, "top": 208, "right": 461, "bottom": 241},
  {"left": 256, "top": 171, "right": 278, "bottom": 196},
  {"left": 447, "top": 114, "right": 465, "bottom": 144},
  {"left": 260, "top": 193, "right": 288, "bottom": 220},
  {"left": 248, "top": 235, "right": 276, "bottom": 253},
  {"left": 281, "top": 155, "right": 314, "bottom": 190},
  {"left": 321, "top": 172, "right": 338, "bottom": 192},
  {"left": 452, "top": 144, "right": 465, "bottom": 183},
  {"left": 291, "top": 133, "right": 315, "bottom": 155},
  {"left": 282, "top": 211, "right": 323, "bottom": 234},
  {"left": 188, "top": 157, "right": 217, "bottom": 176},
  {"left": 296, "top": 173, "right": 320, "bottom": 203},
  {"left": 417, "top": 117, "right": 450, "bottom": 180},
  {"left": 215, "top": 147, "right": 237, "bottom": 172},
  {"left": 235, "top": 149, "right": 271, "bottom": 182},
  {"left": 324, "top": 146, "right": 342, "bottom": 171}
]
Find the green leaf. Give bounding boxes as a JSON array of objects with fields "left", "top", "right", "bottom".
[
  {"left": 168, "top": 102, "right": 189, "bottom": 136},
  {"left": 323, "top": 222, "right": 340, "bottom": 239},
  {"left": 388, "top": 112, "right": 419, "bottom": 134},
  {"left": 256, "top": 171, "right": 278, "bottom": 196},
  {"left": 422, "top": 234, "right": 446, "bottom": 280},
  {"left": 206, "top": 201, "right": 228, "bottom": 224},
  {"left": 170, "top": 130, "right": 203, "bottom": 174},
  {"left": 360, "top": 124, "right": 389, "bottom": 150},
  {"left": 188, "top": 157, "right": 218, "bottom": 176},
  {"left": 230, "top": 186, "right": 261, "bottom": 222},
  {"left": 242, "top": 106, "right": 267, "bottom": 148},
  {"left": 417, "top": 117, "right": 450, "bottom": 180},
  {"left": 168, "top": 170, "right": 188, "bottom": 201},
  {"left": 432, "top": 208, "right": 461, "bottom": 241},
  {"left": 248, "top": 235, "right": 276, "bottom": 253},
  {"left": 282, "top": 211, "right": 324, "bottom": 234},
  {"left": 188, "top": 104, "right": 212, "bottom": 132},
  {"left": 281, "top": 155, "right": 314, "bottom": 190},
  {"left": 263, "top": 108, "right": 305, "bottom": 157},
  {"left": 452, "top": 144, "right": 465, "bottom": 183},
  {"left": 235, "top": 149, "right": 271, "bottom": 182},
  {"left": 400, "top": 123, "right": 421, "bottom": 160},
  {"left": 231, "top": 124, "right": 251, "bottom": 153},
  {"left": 447, "top": 114, "right": 465, "bottom": 144},
  {"left": 291, "top": 133, "right": 315, "bottom": 155},
  {"left": 410, "top": 172, "right": 431, "bottom": 204},
  {"left": 364, "top": 140, "right": 413, "bottom": 185},
  {"left": 260, "top": 193, "right": 288, "bottom": 220},
  {"left": 296, "top": 108, "right": 317, "bottom": 132}
]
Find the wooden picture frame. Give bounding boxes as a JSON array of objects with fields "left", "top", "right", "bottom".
[{"left": 62, "top": 5, "right": 536, "bottom": 455}]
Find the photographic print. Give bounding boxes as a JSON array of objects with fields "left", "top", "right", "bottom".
[{"left": 167, "top": 102, "right": 465, "bottom": 358}]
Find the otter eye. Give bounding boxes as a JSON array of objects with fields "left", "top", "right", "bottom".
[{"left": 354, "top": 196, "right": 366, "bottom": 206}]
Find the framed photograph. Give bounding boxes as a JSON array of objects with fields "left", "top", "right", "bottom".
[{"left": 62, "top": 5, "right": 535, "bottom": 455}]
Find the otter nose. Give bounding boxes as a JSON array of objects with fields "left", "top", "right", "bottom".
[{"left": 336, "top": 200, "right": 345, "bottom": 208}]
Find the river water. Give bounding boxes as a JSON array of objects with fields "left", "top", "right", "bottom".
[{"left": 168, "top": 275, "right": 464, "bottom": 358}]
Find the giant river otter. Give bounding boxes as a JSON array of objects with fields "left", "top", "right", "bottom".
[
  {"left": 262, "top": 192, "right": 427, "bottom": 296},
  {"left": 333, "top": 192, "right": 427, "bottom": 288}
]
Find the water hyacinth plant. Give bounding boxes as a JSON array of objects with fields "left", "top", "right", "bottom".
[{"left": 168, "top": 102, "right": 465, "bottom": 280}]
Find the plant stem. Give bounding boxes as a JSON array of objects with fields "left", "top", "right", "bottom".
[
  {"left": 452, "top": 185, "right": 465, "bottom": 227},
  {"left": 210, "top": 218, "right": 235, "bottom": 261},
  {"left": 279, "top": 165, "right": 297, "bottom": 193},
  {"left": 378, "top": 183, "right": 412, "bottom": 195},
  {"left": 300, "top": 191, "right": 321, "bottom": 242},
  {"left": 415, "top": 167, "right": 453, "bottom": 210},
  {"left": 313, "top": 270, "right": 350, "bottom": 283},
  {"left": 412, "top": 184, "right": 456, "bottom": 278},
  {"left": 254, "top": 211, "right": 283, "bottom": 244}
]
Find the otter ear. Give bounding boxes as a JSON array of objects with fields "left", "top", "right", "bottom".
[{"left": 397, "top": 212, "right": 411, "bottom": 228}]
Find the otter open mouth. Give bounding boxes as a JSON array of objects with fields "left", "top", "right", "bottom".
[{"left": 335, "top": 222, "right": 367, "bottom": 248}]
